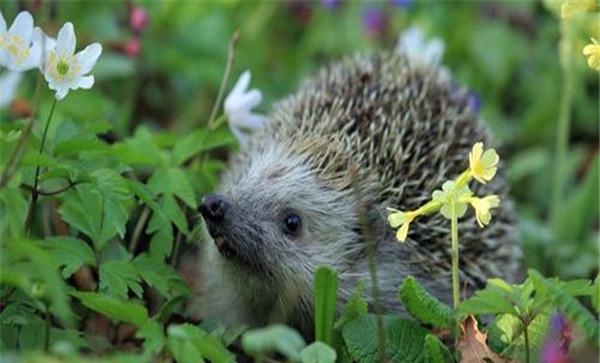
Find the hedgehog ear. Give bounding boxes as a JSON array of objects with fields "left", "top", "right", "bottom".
[{"left": 354, "top": 199, "right": 390, "bottom": 244}]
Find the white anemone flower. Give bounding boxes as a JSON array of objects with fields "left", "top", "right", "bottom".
[
  {"left": 0, "top": 11, "right": 43, "bottom": 71},
  {"left": 224, "top": 70, "right": 266, "bottom": 145},
  {"left": 0, "top": 71, "right": 22, "bottom": 108},
  {"left": 42, "top": 22, "right": 102, "bottom": 101},
  {"left": 397, "top": 26, "right": 445, "bottom": 67}
]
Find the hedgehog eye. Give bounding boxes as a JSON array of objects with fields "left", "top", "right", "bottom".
[{"left": 283, "top": 213, "right": 302, "bottom": 236}]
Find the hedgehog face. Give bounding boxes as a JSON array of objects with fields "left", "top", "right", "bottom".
[{"left": 199, "top": 143, "right": 361, "bottom": 294}]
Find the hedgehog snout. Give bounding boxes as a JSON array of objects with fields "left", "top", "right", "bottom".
[{"left": 199, "top": 193, "right": 229, "bottom": 222}]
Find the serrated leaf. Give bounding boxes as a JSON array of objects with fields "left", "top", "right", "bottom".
[
  {"left": 529, "top": 269, "right": 599, "bottom": 342},
  {"left": 242, "top": 324, "right": 306, "bottom": 362},
  {"left": 172, "top": 127, "right": 234, "bottom": 166},
  {"left": 169, "top": 168, "right": 197, "bottom": 209},
  {"left": 457, "top": 279, "right": 517, "bottom": 317},
  {"left": 71, "top": 291, "right": 148, "bottom": 327},
  {"left": 42, "top": 237, "right": 96, "bottom": 278},
  {"left": 399, "top": 276, "right": 453, "bottom": 329},
  {"left": 133, "top": 254, "right": 186, "bottom": 298},
  {"left": 136, "top": 319, "right": 165, "bottom": 355},
  {"left": 301, "top": 341, "right": 337, "bottom": 363},
  {"left": 99, "top": 260, "right": 143, "bottom": 299},
  {"left": 314, "top": 266, "right": 338, "bottom": 346},
  {"left": 424, "top": 334, "right": 452, "bottom": 363},
  {"left": 342, "top": 314, "right": 428, "bottom": 363}
]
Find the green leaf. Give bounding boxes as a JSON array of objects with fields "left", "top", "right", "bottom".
[
  {"left": 424, "top": 334, "right": 452, "bottom": 363},
  {"left": 136, "top": 319, "right": 165, "bottom": 355},
  {"left": 342, "top": 315, "right": 428, "bottom": 363},
  {"left": 399, "top": 276, "right": 453, "bottom": 329},
  {"left": 59, "top": 181, "right": 130, "bottom": 250},
  {"left": 488, "top": 312, "right": 550, "bottom": 363},
  {"left": 168, "top": 324, "right": 235, "bottom": 363},
  {"left": 99, "top": 260, "right": 143, "bottom": 299},
  {"left": 554, "top": 153, "right": 599, "bottom": 242},
  {"left": 242, "top": 324, "right": 306, "bottom": 362},
  {"left": 0, "top": 186, "right": 28, "bottom": 238},
  {"left": 172, "top": 127, "right": 234, "bottom": 166},
  {"left": 133, "top": 254, "right": 189, "bottom": 298},
  {"left": 41, "top": 237, "right": 96, "bottom": 278},
  {"left": 457, "top": 279, "right": 517, "bottom": 317},
  {"left": 593, "top": 274, "right": 600, "bottom": 313},
  {"left": 71, "top": 292, "right": 148, "bottom": 327},
  {"left": 336, "top": 280, "right": 368, "bottom": 328},
  {"left": 529, "top": 270, "right": 599, "bottom": 342},
  {"left": 301, "top": 341, "right": 337, "bottom": 363},
  {"left": 314, "top": 266, "right": 338, "bottom": 345}
]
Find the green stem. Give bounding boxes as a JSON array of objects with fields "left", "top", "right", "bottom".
[
  {"left": 25, "top": 98, "right": 58, "bottom": 234},
  {"left": 550, "top": 20, "right": 573, "bottom": 229},
  {"left": 522, "top": 319, "right": 530, "bottom": 363},
  {"left": 451, "top": 203, "right": 460, "bottom": 308}
]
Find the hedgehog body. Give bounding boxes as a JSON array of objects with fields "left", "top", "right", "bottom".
[{"left": 196, "top": 51, "right": 520, "bottom": 337}]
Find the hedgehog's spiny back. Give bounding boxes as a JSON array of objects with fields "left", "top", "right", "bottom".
[{"left": 258, "top": 51, "right": 519, "bottom": 287}]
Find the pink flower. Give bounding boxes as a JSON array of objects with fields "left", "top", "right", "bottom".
[
  {"left": 541, "top": 342, "right": 569, "bottom": 363},
  {"left": 123, "top": 37, "right": 140, "bottom": 57},
  {"left": 129, "top": 7, "right": 148, "bottom": 32}
]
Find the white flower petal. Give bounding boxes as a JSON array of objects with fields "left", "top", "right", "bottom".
[
  {"left": 75, "top": 43, "right": 102, "bottom": 74},
  {"left": 229, "top": 123, "right": 248, "bottom": 145},
  {"left": 17, "top": 41, "right": 41, "bottom": 71},
  {"left": 8, "top": 11, "right": 34, "bottom": 41},
  {"left": 0, "top": 71, "right": 22, "bottom": 108},
  {"left": 230, "top": 70, "right": 251, "bottom": 97},
  {"left": 73, "top": 75, "right": 94, "bottom": 90},
  {"left": 232, "top": 113, "right": 267, "bottom": 130},
  {"left": 56, "top": 22, "right": 76, "bottom": 56},
  {"left": 423, "top": 38, "right": 444, "bottom": 64},
  {"left": 54, "top": 85, "right": 69, "bottom": 100},
  {"left": 0, "top": 10, "right": 6, "bottom": 33},
  {"left": 33, "top": 27, "right": 57, "bottom": 56}
]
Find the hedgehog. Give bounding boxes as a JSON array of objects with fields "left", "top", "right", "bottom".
[{"left": 194, "top": 50, "right": 520, "bottom": 337}]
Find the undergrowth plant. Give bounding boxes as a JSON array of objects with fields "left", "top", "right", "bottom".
[{"left": 1, "top": 2, "right": 599, "bottom": 363}]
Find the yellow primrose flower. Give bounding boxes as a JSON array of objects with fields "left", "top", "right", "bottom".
[
  {"left": 431, "top": 181, "right": 472, "bottom": 220},
  {"left": 468, "top": 195, "right": 501, "bottom": 228},
  {"left": 583, "top": 38, "right": 600, "bottom": 71},
  {"left": 561, "top": 0, "right": 595, "bottom": 19},
  {"left": 387, "top": 209, "right": 417, "bottom": 242},
  {"left": 469, "top": 142, "right": 499, "bottom": 184}
]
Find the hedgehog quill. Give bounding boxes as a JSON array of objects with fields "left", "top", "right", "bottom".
[{"left": 194, "top": 49, "right": 520, "bottom": 337}]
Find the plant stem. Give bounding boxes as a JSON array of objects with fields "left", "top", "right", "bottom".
[
  {"left": 207, "top": 30, "right": 240, "bottom": 128},
  {"left": 451, "top": 203, "right": 460, "bottom": 308},
  {"left": 25, "top": 98, "right": 58, "bottom": 234},
  {"left": 523, "top": 319, "right": 530, "bottom": 363},
  {"left": 550, "top": 20, "right": 573, "bottom": 229},
  {"left": 129, "top": 206, "right": 150, "bottom": 253}
]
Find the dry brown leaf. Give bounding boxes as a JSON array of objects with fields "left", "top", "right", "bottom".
[{"left": 458, "top": 315, "right": 509, "bottom": 363}]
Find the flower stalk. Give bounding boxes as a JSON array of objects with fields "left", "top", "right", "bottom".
[
  {"left": 25, "top": 97, "right": 57, "bottom": 234},
  {"left": 387, "top": 142, "right": 501, "bottom": 307}
]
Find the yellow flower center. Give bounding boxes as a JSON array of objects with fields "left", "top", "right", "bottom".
[
  {"left": 2, "top": 33, "right": 30, "bottom": 65},
  {"left": 57, "top": 60, "right": 70, "bottom": 76}
]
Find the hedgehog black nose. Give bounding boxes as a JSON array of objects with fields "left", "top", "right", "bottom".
[{"left": 199, "top": 194, "right": 229, "bottom": 222}]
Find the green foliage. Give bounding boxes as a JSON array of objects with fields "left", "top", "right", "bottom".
[
  {"left": 529, "top": 269, "right": 599, "bottom": 342},
  {"left": 241, "top": 324, "right": 306, "bottom": 362},
  {"left": 0, "top": 1, "right": 598, "bottom": 361},
  {"left": 399, "top": 276, "right": 453, "bottom": 329},
  {"left": 342, "top": 314, "right": 429, "bottom": 363},
  {"left": 336, "top": 279, "right": 368, "bottom": 328},
  {"left": 314, "top": 266, "right": 338, "bottom": 346},
  {"left": 71, "top": 292, "right": 148, "bottom": 327},
  {"left": 424, "top": 334, "right": 453, "bottom": 363},
  {"left": 301, "top": 341, "right": 337, "bottom": 363}
]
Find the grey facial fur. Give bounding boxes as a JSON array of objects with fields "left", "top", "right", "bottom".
[{"left": 194, "top": 51, "right": 520, "bottom": 337}]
